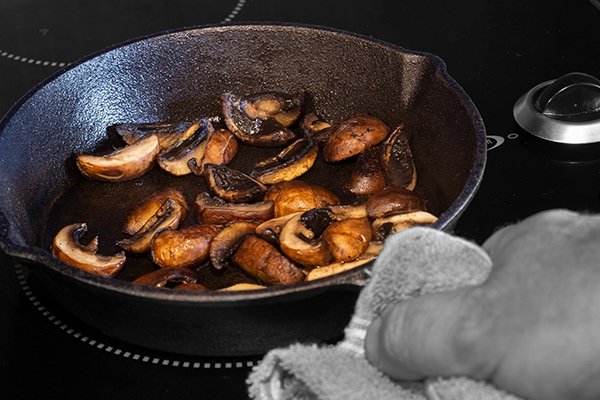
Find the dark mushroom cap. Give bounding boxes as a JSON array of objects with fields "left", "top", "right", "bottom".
[
  {"left": 323, "top": 114, "right": 389, "bottom": 162},
  {"left": 203, "top": 164, "right": 267, "bottom": 203},
  {"left": 133, "top": 267, "right": 200, "bottom": 288},
  {"left": 381, "top": 123, "right": 417, "bottom": 190},
  {"left": 222, "top": 92, "right": 298, "bottom": 147},
  {"left": 365, "top": 186, "right": 427, "bottom": 219}
]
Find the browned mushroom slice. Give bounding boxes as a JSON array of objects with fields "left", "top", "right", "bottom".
[
  {"left": 365, "top": 186, "right": 427, "bottom": 219},
  {"left": 76, "top": 134, "right": 160, "bottom": 182},
  {"left": 232, "top": 235, "right": 305, "bottom": 285},
  {"left": 305, "top": 258, "right": 371, "bottom": 282},
  {"left": 157, "top": 118, "right": 212, "bottom": 176},
  {"left": 300, "top": 111, "right": 332, "bottom": 143},
  {"left": 254, "top": 212, "right": 302, "bottom": 244},
  {"left": 188, "top": 128, "right": 238, "bottom": 175},
  {"left": 279, "top": 209, "right": 332, "bottom": 267},
  {"left": 209, "top": 221, "right": 258, "bottom": 270},
  {"left": 381, "top": 123, "right": 417, "bottom": 190},
  {"left": 222, "top": 92, "right": 298, "bottom": 147},
  {"left": 194, "top": 192, "right": 274, "bottom": 225},
  {"left": 328, "top": 204, "right": 368, "bottom": 221},
  {"left": 133, "top": 267, "right": 200, "bottom": 288},
  {"left": 204, "top": 164, "right": 267, "bottom": 203},
  {"left": 346, "top": 146, "right": 387, "bottom": 196},
  {"left": 371, "top": 210, "right": 438, "bottom": 241},
  {"left": 174, "top": 282, "right": 209, "bottom": 291},
  {"left": 323, "top": 114, "right": 389, "bottom": 162},
  {"left": 251, "top": 139, "right": 319, "bottom": 185},
  {"left": 241, "top": 91, "right": 305, "bottom": 128},
  {"left": 264, "top": 180, "right": 340, "bottom": 217},
  {"left": 114, "top": 120, "right": 202, "bottom": 151},
  {"left": 117, "top": 198, "right": 184, "bottom": 253},
  {"left": 305, "top": 241, "right": 383, "bottom": 281},
  {"left": 219, "top": 283, "right": 267, "bottom": 291},
  {"left": 322, "top": 217, "right": 372, "bottom": 263},
  {"left": 123, "top": 188, "right": 188, "bottom": 235},
  {"left": 150, "top": 225, "right": 219, "bottom": 269},
  {"left": 51, "top": 223, "right": 126, "bottom": 278}
]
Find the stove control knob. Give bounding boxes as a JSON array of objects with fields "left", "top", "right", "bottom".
[{"left": 514, "top": 72, "right": 600, "bottom": 144}]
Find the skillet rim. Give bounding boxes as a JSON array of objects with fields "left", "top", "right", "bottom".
[{"left": 0, "top": 22, "right": 486, "bottom": 304}]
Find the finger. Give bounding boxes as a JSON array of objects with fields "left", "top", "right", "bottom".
[
  {"left": 365, "top": 287, "right": 494, "bottom": 381},
  {"left": 482, "top": 209, "right": 581, "bottom": 258}
]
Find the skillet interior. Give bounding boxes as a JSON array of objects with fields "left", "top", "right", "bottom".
[
  {"left": 0, "top": 24, "right": 485, "bottom": 354},
  {"left": 43, "top": 137, "right": 383, "bottom": 286}
]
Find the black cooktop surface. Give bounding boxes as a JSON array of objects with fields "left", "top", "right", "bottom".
[{"left": 2, "top": 1, "right": 599, "bottom": 399}]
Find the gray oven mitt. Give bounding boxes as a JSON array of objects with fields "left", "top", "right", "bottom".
[{"left": 247, "top": 227, "right": 522, "bottom": 400}]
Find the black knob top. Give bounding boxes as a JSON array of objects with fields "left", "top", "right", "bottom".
[
  {"left": 533, "top": 72, "right": 600, "bottom": 122},
  {"left": 514, "top": 72, "right": 600, "bottom": 144}
]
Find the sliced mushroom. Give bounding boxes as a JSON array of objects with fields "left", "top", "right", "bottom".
[
  {"left": 381, "top": 123, "right": 417, "bottom": 190},
  {"left": 251, "top": 138, "right": 319, "bottom": 185},
  {"left": 279, "top": 209, "right": 332, "bottom": 267},
  {"left": 232, "top": 235, "right": 305, "bottom": 285},
  {"left": 254, "top": 212, "right": 302, "bottom": 244},
  {"left": 305, "top": 241, "right": 383, "bottom": 281},
  {"left": 117, "top": 198, "right": 185, "bottom": 253},
  {"left": 123, "top": 188, "right": 188, "bottom": 235},
  {"left": 300, "top": 111, "right": 332, "bottom": 143},
  {"left": 204, "top": 164, "right": 267, "bottom": 203},
  {"left": 264, "top": 180, "right": 340, "bottom": 217},
  {"left": 346, "top": 146, "right": 387, "bottom": 196},
  {"left": 173, "top": 282, "right": 209, "bottom": 291},
  {"left": 328, "top": 204, "right": 368, "bottom": 221},
  {"left": 222, "top": 92, "right": 298, "bottom": 147},
  {"left": 150, "top": 225, "right": 219, "bottom": 269},
  {"left": 157, "top": 118, "right": 212, "bottom": 176},
  {"left": 132, "top": 267, "right": 200, "bottom": 288},
  {"left": 194, "top": 192, "right": 274, "bottom": 225},
  {"left": 365, "top": 186, "right": 427, "bottom": 219},
  {"left": 305, "top": 258, "right": 371, "bottom": 282},
  {"left": 188, "top": 128, "right": 238, "bottom": 175},
  {"left": 219, "top": 283, "right": 267, "bottom": 291},
  {"left": 322, "top": 217, "right": 372, "bottom": 263},
  {"left": 51, "top": 223, "right": 126, "bottom": 278},
  {"left": 115, "top": 120, "right": 203, "bottom": 151},
  {"left": 209, "top": 221, "right": 258, "bottom": 271},
  {"left": 76, "top": 134, "right": 160, "bottom": 182},
  {"left": 323, "top": 114, "right": 389, "bottom": 162},
  {"left": 371, "top": 210, "right": 438, "bottom": 241},
  {"left": 241, "top": 91, "right": 305, "bottom": 127}
]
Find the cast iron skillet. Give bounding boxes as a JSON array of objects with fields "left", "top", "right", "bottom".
[{"left": 0, "top": 24, "right": 486, "bottom": 356}]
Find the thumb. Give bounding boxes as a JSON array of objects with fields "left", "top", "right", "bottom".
[{"left": 365, "top": 287, "right": 492, "bottom": 381}]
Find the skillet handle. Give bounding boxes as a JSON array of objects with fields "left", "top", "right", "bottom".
[
  {"left": 0, "top": 211, "right": 50, "bottom": 266},
  {"left": 0, "top": 210, "right": 21, "bottom": 256}
]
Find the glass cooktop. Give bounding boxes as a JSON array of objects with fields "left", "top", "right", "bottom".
[{"left": 1, "top": 1, "right": 599, "bottom": 399}]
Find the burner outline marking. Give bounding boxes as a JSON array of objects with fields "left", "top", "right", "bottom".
[
  {"left": 0, "top": 0, "right": 247, "bottom": 68},
  {"left": 13, "top": 263, "right": 257, "bottom": 369}
]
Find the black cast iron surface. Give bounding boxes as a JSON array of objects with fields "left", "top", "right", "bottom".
[{"left": 1, "top": 1, "right": 599, "bottom": 399}]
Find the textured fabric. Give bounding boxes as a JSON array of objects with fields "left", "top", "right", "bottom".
[{"left": 247, "top": 227, "right": 522, "bottom": 400}]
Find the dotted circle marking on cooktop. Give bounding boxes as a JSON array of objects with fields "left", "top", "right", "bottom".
[
  {"left": 0, "top": 51, "right": 68, "bottom": 68},
  {"left": 0, "top": 0, "right": 246, "bottom": 67},
  {"left": 14, "top": 263, "right": 259, "bottom": 369}
]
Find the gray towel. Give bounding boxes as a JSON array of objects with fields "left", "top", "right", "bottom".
[{"left": 247, "top": 227, "right": 522, "bottom": 400}]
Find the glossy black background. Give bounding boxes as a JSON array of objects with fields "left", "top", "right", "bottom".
[{"left": 1, "top": 1, "right": 599, "bottom": 399}]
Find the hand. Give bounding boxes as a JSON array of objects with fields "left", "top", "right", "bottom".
[{"left": 365, "top": 209, "right": 600, "bottom": 400}]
